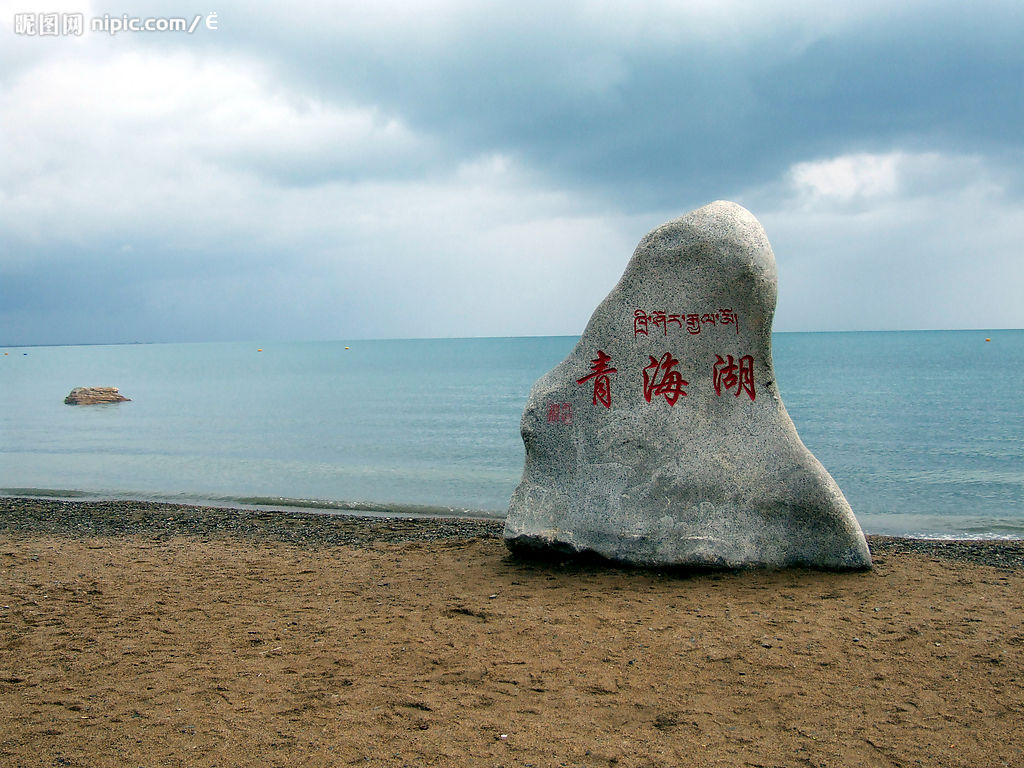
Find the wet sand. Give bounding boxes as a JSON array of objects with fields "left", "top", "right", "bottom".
[{"left": 2, "top": 498, "right": 1023, "bottom": 767}]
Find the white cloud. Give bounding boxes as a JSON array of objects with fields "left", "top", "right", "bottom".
[
  {"left": 789, "top": 153, "right": 902, "bottom": 203},
  {"left": 0, "top": 49, "right": 426, "bottom": 254},
  {"left": 782, "top": 152, "right": 1015, "bottom": 211},
  {"left": 743, "top": 151, "right": 1024, "bottom": 331},
  {"left": 1, "top": 1, "right": 1022, "bottom": 342},
  {"left": 0, "top": 44, "right": 650, "bottom": 341}
]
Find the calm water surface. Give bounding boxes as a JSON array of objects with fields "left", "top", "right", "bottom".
[{"left": 1, "top": 331, "right": 1021, "bottom": 538}]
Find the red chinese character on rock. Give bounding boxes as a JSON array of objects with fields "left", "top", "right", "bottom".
[
  {"left": 577, "top": 350, "right": 618, "bottom": 408},
  {"left": 713, "top": 354, "right": 756, "bottom": 401},
  {"left": 642, "top": 352, "right": 688, "bottom": 406},
  {"left": 546, "top": 402, "right": 573, "bottom": 424}
]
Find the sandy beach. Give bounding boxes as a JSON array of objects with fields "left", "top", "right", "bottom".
[{"left": 2, "top": 498, "right": 1022, "bottom": 767}]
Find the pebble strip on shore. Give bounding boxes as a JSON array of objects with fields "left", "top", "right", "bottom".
[
  {"left": 0, "top": 497, "right": 501, "bottom": 549},
  {"left": 2, "top": 496, "right": 1022, "bottom": 570}
]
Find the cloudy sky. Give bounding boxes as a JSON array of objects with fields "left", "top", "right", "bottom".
[{"left": 1, "top": 0, "right": 1022, "bottom": 345}]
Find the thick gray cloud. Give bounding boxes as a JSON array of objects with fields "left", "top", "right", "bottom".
[{"left": 1, "top": 0, "right": 1022, "bottom": 345}]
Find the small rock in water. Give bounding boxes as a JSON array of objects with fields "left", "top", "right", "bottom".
[
  {"left": 504, "top": 201, "right": 870, "bottom": 571},
  {"left": 64, "top": 387, "right": 131, "bottom": 405}
]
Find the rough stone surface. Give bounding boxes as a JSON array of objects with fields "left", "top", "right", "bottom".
[
  {"left": 64, "top": 387, "right": 131, "bottom": 405},
  {"left": 504, "top": 201, "right": 871, "bottom": 570}
]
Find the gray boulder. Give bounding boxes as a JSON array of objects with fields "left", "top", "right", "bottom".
[{"left": 504, "top": 201, "right": 871, "bottom": 570}]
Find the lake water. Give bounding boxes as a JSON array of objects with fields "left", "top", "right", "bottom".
[{"left": 1, "top": 331, "right": 1022, "bottom": 539}]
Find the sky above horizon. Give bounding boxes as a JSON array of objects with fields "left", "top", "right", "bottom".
[{"left": 1, "top": 1, "right": 1022, "bottom": 345}]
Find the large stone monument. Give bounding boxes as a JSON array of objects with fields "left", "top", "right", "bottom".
[{"left": 504, "top": 201, "right": 871, "bottom": 570}]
